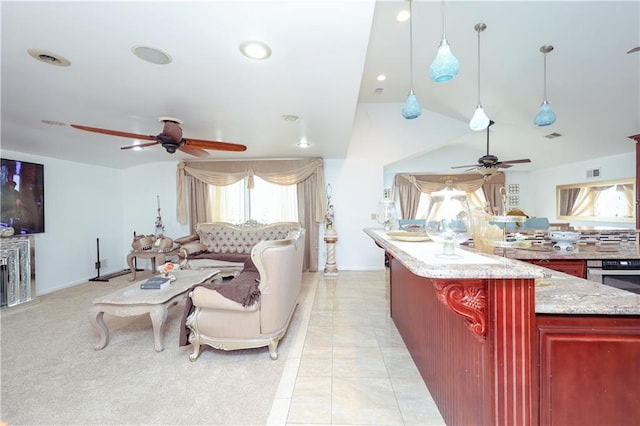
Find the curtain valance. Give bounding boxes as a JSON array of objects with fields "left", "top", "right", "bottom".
[
  {"left": 395, "top": 172, "right": 503, "bottom": 193},
  {"left": 176, "top": 158, "right": 325, "bottom": 224},
  {"left": 393, "top": 172, "right": 505, "bottom": 218}
]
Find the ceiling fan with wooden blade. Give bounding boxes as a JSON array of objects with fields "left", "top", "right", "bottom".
[
  {"left": 451, "top": 120, "right": 531, "bottom": 175},
  {"left": 71, "top": 117, "right": 247, "bottom": 158}
]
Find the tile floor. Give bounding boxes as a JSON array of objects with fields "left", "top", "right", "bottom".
[{"left": 267, "top": 270, "right": 446, "bottom": 425}]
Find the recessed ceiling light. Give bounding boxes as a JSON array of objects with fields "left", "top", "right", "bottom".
[
  {"left": 239, "top": 41, "right": 272, "bottom": 60},
  {"left": 397, "top": 9, "right": 410, "bottom": 22},
  {"left": 297, "top": 138, "right": 310, "bottom": 148},
  {"left": 131, "top": 44, "right": 172, "bottom": 65},
  {"left": 281, "top": 114, "right": 300, "bottom": 122},
  {"left": 41, "top": 119, "right": 66, "bottom": 126},
  {"left": 27, "top": 49, "right": 71, "bottom": 66},
  {"left": 376, "top": 74, "right": 386, "bottom": 81}
]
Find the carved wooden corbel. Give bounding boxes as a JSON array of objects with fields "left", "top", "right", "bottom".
[{"left": 434, "top": 280, "right": 487, "bottom": 341}]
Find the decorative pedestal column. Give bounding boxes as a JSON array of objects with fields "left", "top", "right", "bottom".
[{"left": 323, "top": 225, "right": 338, "bottom": 276}]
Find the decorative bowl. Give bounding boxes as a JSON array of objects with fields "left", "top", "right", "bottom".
[{"left": 548, "top": 231, "right": 581, "bottom": 252}]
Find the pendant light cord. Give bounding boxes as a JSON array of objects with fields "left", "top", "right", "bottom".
[
  {"left": 476, "top": 27, "right": 481, "bottom": 105},
  {"left": 543, "top": 52, "right": 548, "bottom": 102},
  {"left": 408, "top": 0, "right": 415, "bottom": 88},
  {"left": 441, "top": 0, "right": 446, "bottom": 40}
]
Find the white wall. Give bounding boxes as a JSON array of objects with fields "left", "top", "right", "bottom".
[
  {"left": 1, "top": 150, "right": 124, "bottom": 295},
  {"left": 120, "top": 162, "right": 191, "bottom": 243}
]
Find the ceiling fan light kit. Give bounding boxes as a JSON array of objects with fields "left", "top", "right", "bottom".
[
  {"left": 429, "top": 0, "right": 459, "bottom": 83},
  {"left": 534, "top": 44, "right": 557, "bottom": 127},
  {"left": 469, "top": 23, "right": 490, "bottom": 131},
  {"left": 402, "top": 0, "right": 422, "bottom": 119}
]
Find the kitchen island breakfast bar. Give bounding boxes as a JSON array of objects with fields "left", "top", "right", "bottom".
[{"left": 365, "top": 229, "right": 640, "bottom": 426}]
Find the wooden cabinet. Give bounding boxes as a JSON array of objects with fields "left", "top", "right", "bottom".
[
  {"left": 389, "top": 257, "right": 537, "bottom": 426},
  {"left": 525, "top": 259, "right": 586, "bottom": 278},
  {"left": 538, "top": 315, "right": 640, "bottom": 426}
]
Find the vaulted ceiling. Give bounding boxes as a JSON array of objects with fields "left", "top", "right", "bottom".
[{"left": 2, "top": 1, "right": 638, "bottom": 170}]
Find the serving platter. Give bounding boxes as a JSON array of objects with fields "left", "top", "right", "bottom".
[{"left": 387, "top": 231, "right": 431, "bottom": 242}]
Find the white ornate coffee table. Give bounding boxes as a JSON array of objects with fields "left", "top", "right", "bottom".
[{"left": 88, "top": 269, "right": 219, "bottom": 352}]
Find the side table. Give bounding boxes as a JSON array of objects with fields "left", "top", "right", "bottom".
[{"left": 127, "top": 247, "right": 179, "bottom": 281}]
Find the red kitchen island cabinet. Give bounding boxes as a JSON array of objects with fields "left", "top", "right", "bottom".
[{"left": 366, "top": 228, "right": 640, "bottom": 426}]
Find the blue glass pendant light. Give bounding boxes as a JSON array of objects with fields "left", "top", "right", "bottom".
[
  {"left": 429, "top": 0, "right": 459, "bottom": 83},
  {"left": 402, "top": 0, "right": 422, "bottom": 119},
  {"left": 469, "top": 23, "right": 489, "bottom": 131},
  {"left": 534, "top": 45, "right": 556, "bottom": 126},
  {"left": 402, "top": 90, "right": 422, "bottom": 119}
]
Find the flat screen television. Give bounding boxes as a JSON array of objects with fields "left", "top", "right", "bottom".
[{"left": 1, "top": 158, "right": 45, "bottom": 234}]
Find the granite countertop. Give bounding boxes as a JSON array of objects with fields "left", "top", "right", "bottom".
[
  {"left": 365, "top": 229, "right": 540, "bottom": 280},
  {"left": 500, "top": 242, "right": 640, "bottom": 260},
  {"left": 534, "top": 269, "right": 640, "bottom": 315},
  {"left": 365, "top": 228, "right": 640, "bottom": 316}
]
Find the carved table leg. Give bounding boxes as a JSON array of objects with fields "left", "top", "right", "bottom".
[
  {"left": 149, "top": 304, "right": 169, "bottom": 352},
  {"left": 127, "top": 253, "right": 137, "bottom": 281},
  {"left": 88, "top": 305, "right": 109, "bottom": 350}
]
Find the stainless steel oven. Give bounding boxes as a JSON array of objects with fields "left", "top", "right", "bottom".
[{"left": 587, "top": 259, "right": 640, "bottom": 295}]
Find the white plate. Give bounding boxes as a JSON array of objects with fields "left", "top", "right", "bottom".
[{"left": 387, "top": 231, "right": 431, "bottom": 242}]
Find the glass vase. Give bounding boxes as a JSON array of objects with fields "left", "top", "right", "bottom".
[
  {"left": 377, "top": 199, "right": 397, "bottom": 231},
  {"left": 425, "top": 187, "right": 473, "bottom": 257}
]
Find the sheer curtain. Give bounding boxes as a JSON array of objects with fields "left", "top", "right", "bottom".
[
  {"left": 208, "top": 177, "right": 298, "bottom": 223},
  {"left": 621, "top": 184, "right": 634, "bottom": 216},
  {"left": 569, "top": 187, "right": 596, "bottom": 217},
  {"left": 176, "top": 158, "right": 325, "bottom": 271}
]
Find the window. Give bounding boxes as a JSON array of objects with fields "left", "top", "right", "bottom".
[
  {"left": 208, "top": 176, "right": 298, "bottom": 223},
  {"left": 557, "top": 178, "right": 635, "bottom": 222},
  {"left": 414, "top": 187, "right": 487, "bottom": 219}
]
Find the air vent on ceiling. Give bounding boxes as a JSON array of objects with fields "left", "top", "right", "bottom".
[
  {"left": 374, "top": 87, "right": 384, "bottom": 94},
  {"left": 587, "top": 168, "right": 601, "bottom": 178},
  {"left": 545, "top": 132, "right": 562, "bottom": 139}
]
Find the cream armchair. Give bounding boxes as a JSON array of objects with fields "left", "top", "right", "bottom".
[{"left": 183, "top": 228, "right": 305, "bottom": 361}]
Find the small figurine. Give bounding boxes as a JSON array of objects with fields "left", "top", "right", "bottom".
[
  {"left": 155, "top": 195, "right": 165, "bottom": 237},
  {"left": 325, "top": 184, "right": 335, "bottom": 229},
  {"left": 326, "top": 204, "right": 335, "bottom": 229}
]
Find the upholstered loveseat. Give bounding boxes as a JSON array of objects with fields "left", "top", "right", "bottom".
[
  {"left": 180, "top": 228, "right": 305, "bottom": 361},
  {"left": 176, "top": 221, "right": 301, "bottom": 277}
]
